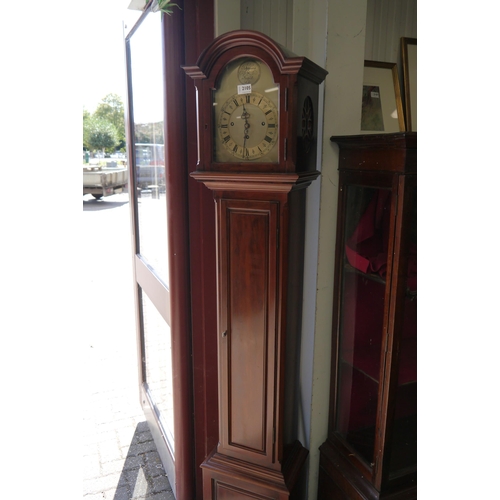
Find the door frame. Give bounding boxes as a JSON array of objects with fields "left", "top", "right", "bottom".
[{"left": 124, "top": 1, "right": 216, "bottom": 499}]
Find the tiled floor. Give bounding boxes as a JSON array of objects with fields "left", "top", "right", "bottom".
[{"left": 82, "top": 194, "right": 174, "bottom": 499}]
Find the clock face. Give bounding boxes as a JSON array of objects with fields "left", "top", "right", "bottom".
[
  {"left": 213, "top": 57, "right": 279, "bottom": 163},
  {"left": 217, "top": 92, "right": 278, "bottom": 160}
]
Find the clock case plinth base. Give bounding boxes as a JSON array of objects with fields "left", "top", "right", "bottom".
[{"left": 202, "top": 441, "right": 308, "bottom": 500}]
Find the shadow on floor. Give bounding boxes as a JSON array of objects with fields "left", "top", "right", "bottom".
[
  {"left": 82, "top": 198, "right": 129, "bottom": 212},
  {"left": 113, "top": 422, "right": 174, "bottom": 500}
]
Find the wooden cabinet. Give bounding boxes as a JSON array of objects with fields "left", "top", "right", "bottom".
[
  {"left": 318, "top": 133, "right": 417, "bottom": 500},
  {"left": 185, "top": 30, "right": 327, "bottom": 499}
]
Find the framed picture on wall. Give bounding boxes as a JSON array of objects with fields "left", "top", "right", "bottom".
[
  {"left": 401, "top": 37, "right": 417, "bottom": 131},
  {"left": 361, "top": 60, "right": 405, "bottom": 134}
]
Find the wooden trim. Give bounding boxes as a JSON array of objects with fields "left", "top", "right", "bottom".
[
  {"left": 202, "top": 440, "right": 308, "bottom": 498},
  {"left": 124, "top": 33, "right": 144, "bottom": 398},
  {"left": 124, "top": 2, "right": 216, "bottom": 497},
  {"left": 331, "top": 132, "right": 416, "bottom": 150},
  {"left": 135, "top": 255, "right": 170, "bottom": 324},
  {"left": 140, "top": 383, "right": 176, "bottom": 485},
  {"left": 401, "top": 38, "right": 417, "bottom": 132},
  {"left": 161, "top": 4, "right": 196, "bottom": 498},
  {"left": 182, "top": 0, "right": 217, "bottom": 498},
  {"left": 190, "top": 171, "right": 320, "bottom": 194}
]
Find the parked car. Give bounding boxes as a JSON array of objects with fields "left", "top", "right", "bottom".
[{"left": 136, "top": 164, "right": 165, "bottom": 190}]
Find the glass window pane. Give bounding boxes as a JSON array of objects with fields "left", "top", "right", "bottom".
[
  {"left": 335, "top": 186, "right": 391, "bottom": 465},
  {"left": 136, "top": 187, "right": 169, "bottom": 285},
  {"left": 141, "top": 288, "right": 175, "bottom": 452},
  {"left": 129, "top": 12, "right": 169, "bottom": 285}
]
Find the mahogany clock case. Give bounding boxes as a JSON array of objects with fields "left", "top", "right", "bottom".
[{"left": 185, "top": 30, "right": 328, "bottom": 499}]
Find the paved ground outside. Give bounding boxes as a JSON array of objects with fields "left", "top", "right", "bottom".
[{"left": 82, "top": 193, "right": 174, "bottom": 500}]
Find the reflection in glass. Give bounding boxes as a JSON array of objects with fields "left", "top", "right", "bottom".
[
  {"left": 141, "top": 288, "right": 175, "bottom": 452},
  {"left": 129, "top": 12, "right": 169, "bottom": 285}
]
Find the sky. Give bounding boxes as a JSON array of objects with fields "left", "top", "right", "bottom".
[{"left": 83, "top": 0, "right": 143, "bottom": 112}]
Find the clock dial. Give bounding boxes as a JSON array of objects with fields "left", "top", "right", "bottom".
[
  {"left": 217, "top": 92, "right": 279, "bottom": 160},
  {"left": 213, "top": 56, "right": 279, "bottom": 163}
]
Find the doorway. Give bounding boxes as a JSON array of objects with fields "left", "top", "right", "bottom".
[{"left": 125, "top": 6, "right": 188, "bottom": 497}]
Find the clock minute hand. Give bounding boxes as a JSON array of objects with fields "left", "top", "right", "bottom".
[{"left": 242, "top": 104, "right": 250, "bottom": 149}]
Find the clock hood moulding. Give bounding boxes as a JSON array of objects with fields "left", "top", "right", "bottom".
[
  {"left": 183, "top": 30, "right": 328, "bottom": 175},
  {"left": 184, "top": 29, "right": 327, "bottom": 84}
]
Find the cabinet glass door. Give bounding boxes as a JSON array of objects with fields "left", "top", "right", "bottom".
[
  {"left": 334, "top": 181, "right": 417, "bottom": 484},
  {"left": 335, "top": 185, "right": 390, "bottom": 464}
]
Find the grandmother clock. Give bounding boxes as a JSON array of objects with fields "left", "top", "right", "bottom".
[{"left": 184, "top": 30, "right": 327, "bottom": 499}]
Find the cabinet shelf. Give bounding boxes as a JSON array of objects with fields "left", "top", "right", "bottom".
[
  {"left": 344, "top": 263, "right": 417, "bottom": 298},
  {"left": 340, "top": 336, "right": 417, "bottom": 386}
]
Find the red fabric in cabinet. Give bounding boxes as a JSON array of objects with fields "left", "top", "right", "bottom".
[
  {"left": 345, "top": 191, "right": 417, "bottom": 292},
  {"left": 337, "top": 272, "right": 417, "bottom": 433}
]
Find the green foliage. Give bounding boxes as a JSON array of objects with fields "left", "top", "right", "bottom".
[
  {"left": 83, "top": 94, "right": 126, "bottom": 154},
  {"left": 156, "top": 0, "right": 181, "bottom": 15},
  {"left": 84, "top": 116, "right": 119, "bottom": 153},
  {"left": 94, "top": 93, "right": 125, "bottom": 148}
]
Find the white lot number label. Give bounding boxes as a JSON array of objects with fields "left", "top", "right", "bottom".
[{"left": 238, "top": 84, "right": 252, "bottom": 95}]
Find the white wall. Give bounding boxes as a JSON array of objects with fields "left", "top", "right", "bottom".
[
  {"left": 304, "top": 2, "right": 368, "bottom": 497},
  {"left": 240, "top": 0, "right": 293, "bottom": 47},
  {"left": 364, "top": 0, "right": 417, "bottom": 62},
  {"left": 214, "top": 0, "right": 240, "bottom": 36}
]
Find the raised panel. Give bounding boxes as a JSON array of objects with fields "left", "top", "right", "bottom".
[
  {"left": 215, "top": 480, "right": 274, "bottom": 499},
  {"left": 228, "top": 208, "right": 268, "bottom": 452},
  {"left": 219, "top": 199, "right": 278, "bottom": 461}
]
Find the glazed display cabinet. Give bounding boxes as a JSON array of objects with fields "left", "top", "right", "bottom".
[{"left": 318, "top": 133, "right": 417, "bottom": 500}]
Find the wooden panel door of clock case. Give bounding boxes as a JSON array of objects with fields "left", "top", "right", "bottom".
[
  {"left": 185, "top": 30, "right": 327, "bottom": 499},
  {"left": 206, "top": 185, "right": 309, "bottom": 497},
  {"left": 218, "top": 196, "right": 279, "bottom": 464}
]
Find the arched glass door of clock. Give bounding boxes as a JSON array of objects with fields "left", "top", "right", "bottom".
[{"left": 125, "top": 5, "right": 194, "bottom": 498}]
